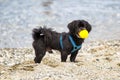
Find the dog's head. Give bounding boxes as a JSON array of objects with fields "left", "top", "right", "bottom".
[{"left": 67, "top": 20, "right": 92, "bottom": 38}]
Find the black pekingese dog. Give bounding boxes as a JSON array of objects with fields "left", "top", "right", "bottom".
[{"left": 32, "top": 20, "right": 92, "bottom": 63}]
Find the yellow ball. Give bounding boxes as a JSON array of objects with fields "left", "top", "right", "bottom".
[{"left": 78, "top": 30, "right": 89, "bottom": 38}]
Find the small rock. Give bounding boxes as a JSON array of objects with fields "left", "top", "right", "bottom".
[
  {"left": 96, "top": 59, "right": 99, "bottom": 61},
  {"left": 117, "top": 63, "right": 120, "bottom": 67}
]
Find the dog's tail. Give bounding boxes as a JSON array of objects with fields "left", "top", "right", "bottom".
[{"left": 32, "top": 27, "right": 44, "bottom": 40}]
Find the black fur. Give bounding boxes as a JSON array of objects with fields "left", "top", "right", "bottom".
[{"left": 32, "top": 20, "right": 92, "bottom": 63}]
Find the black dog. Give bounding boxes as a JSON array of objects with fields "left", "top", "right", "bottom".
[{"left": 32, "top": 20, "right": 92, "bottom": 63}]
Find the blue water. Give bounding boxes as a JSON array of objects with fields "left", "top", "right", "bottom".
[{"left": 0, "top": 0, "right": 120, "bottom": 48}]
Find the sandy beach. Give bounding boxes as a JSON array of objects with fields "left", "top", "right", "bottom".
[{"left": 0, "top": 40, "right": 120, "bottom": 80}]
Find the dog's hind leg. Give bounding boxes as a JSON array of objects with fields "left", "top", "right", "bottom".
[
  {"left": 34, "top": 49, "right": 46, "bottom": 63},
  {"left": 33, "top": 41, "right": 46, "bottom": 63}
]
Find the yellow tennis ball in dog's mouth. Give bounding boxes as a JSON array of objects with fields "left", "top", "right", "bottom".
[{"left": 78, "top": 30, "right": 89, "bottom": 39}]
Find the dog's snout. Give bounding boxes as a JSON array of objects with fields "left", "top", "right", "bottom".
[
  {"left": 79, "top": 27, "right": 86, "bottom": 31},
  {"left": 81, "top": 27, "right": 86, "bottom": 30}
]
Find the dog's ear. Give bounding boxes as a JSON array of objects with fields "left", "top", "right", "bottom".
[
  {"left": 85, "top": 21, "right": 92, "bottom": 33},
  {"left": 67, "top": 20, "right": 76, "bottom": 33},
  {"left": 81, "top": 20, "right": 92, "bottom": 33}
]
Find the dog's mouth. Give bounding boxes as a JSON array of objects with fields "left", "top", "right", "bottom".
[
  {"left": 76, "top": 28, "right": 89, "bottom": 39},
  {"left": 76, "top": 28, "right": 84, "bottom": 38},
  {"left": 76, "top": 34, "right": 80, "bottom": 38}
]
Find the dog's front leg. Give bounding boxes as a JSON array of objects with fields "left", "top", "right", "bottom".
[
  {"left": 70, "top": 51, "right": 78, "bottom": 62},
  {"left": 61, "top": 51, "right": 68, "bottom": 62}
]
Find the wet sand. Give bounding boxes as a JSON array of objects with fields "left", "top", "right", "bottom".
[{"left": 0, "top": 40, "right": 120, "bottom": 80}]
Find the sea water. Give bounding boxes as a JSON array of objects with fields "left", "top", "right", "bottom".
[{"left": 0, "top": 0, "right": 120, "bottom": 48}]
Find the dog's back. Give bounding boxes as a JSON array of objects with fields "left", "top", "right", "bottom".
[{"left": 32, "top": 27, "right": 61, "bottom": 48}]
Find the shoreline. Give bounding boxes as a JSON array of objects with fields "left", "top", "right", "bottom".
[{"left": 0, "top": 40, "right": 120, "bottom": 80}]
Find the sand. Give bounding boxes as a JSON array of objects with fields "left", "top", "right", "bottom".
[{"left": 0, "top": 40, "right": 120, "bottom": 80}]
